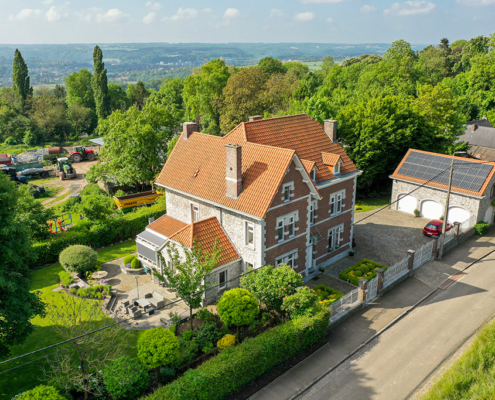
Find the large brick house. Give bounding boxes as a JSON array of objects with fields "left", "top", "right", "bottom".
[{"left": 136, "top": 114, "right": 361, "bottom": 302}]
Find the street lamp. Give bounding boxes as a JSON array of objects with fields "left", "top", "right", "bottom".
[
  {"left": 135, "top": 276, "right": 140, "bottom": 299},
  {"left": 438, "top": 150, "right": 467, "bottom": 259}
]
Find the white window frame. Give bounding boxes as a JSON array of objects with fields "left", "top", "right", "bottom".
[
  {"left": 310, "top": 168, "right": 316, "bottom": 181},
  {"left": 276, "top": 211, "right": 298, "bottom": 243},
  {"left": 219, "top": 270, "right": 227, "bottom": 289},
  {"left": 245, "top": 221, "right": 254, "bottom": 247},
  {"left": 334, "top": 161, "right": 341, "bottom": 175},
  {"left": 191, "top": 203, "right": 200, "bottom": 223},
  {"left": 282, "top": 182, "right": 294, "bottom": 203},
  {"left": 330, "top": 190, "right": 346, "bottom": 216},
  {"left": 276, "top": 250, "right": 298, "bottom": 269},
  {"left": 309, "top": 200, "right": 317, "bottom": 225},
  {"left": 328, "top": 224, "right": 344, "bottom": 252}
]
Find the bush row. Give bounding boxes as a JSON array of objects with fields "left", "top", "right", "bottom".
[
  {"left": 144, "top": 309, "right": 330, "bottom": 400},
  {"left": 339, "top": 259, "right": 388, "bottom": 286},
  {"left": 31, "top": 202, "right": 166, "bottom": 268}
]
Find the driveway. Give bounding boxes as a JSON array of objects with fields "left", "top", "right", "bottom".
[{"left": 324, "top": 208, "right": 432, "bottom": 280}]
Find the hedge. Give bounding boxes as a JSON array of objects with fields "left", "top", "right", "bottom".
[
  {"left": 143, "top": 309, "right": 330, "bottom": 400},
  {"left": 474, "top": 221, "right": 489, "bottom": 236},
  {"left": 339, "top": 259, "right": 388, "bottom": 286},
  {"left": 31, "top": 201, "right": 166, "bottom": 268}
]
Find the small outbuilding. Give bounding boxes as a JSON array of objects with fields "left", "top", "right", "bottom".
[{"left": 390, "top": 149, "right": 495, "bottom": 228}]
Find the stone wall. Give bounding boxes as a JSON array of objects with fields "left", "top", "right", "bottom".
[{"left": 204, "top": 260, "right": 243, "bottom": 305}]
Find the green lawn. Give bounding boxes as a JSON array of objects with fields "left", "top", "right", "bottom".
[
  {"left": 419, "top": 318, "right": 495, "bottom": 400},
  {"left": 29, "top": 176, "right": 59, "bottom": 185},
  {"left": 0, "top": 241, "right": 139, "bottom": 399},
  {"left": 355, "top": 197, "right": 390, "bottom": 213},
  {"left": 44, "top": 190, "right": 70, "bottom": 207}
]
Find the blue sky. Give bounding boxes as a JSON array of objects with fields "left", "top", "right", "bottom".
[{"left": 0, "top": 1, "right": 494, "bottom": 44}]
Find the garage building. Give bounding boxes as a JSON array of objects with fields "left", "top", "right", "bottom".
[{"left": 391, "top": 149, "right": 495, "bottom": 228}]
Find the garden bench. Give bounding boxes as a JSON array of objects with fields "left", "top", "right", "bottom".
[{"left": 148, "top": 291, "right": 166, "bottom": 308}]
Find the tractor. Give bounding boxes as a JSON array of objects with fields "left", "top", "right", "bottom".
[
  {"left": 55, "top": 158, "right": 77, "bottom": 180},
  {"left": 70, "top": 146, "right": 96, "bottom": 163}
]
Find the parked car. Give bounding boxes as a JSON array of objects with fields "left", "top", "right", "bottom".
[{"left": 423, "top": 220, "right": 452, "bottom": 237}]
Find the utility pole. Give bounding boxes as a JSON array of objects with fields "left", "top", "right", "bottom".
[{"left": 438, "top": 151, "right": 466, "bottom": 259}]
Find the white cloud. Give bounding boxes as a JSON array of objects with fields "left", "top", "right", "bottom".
[
  {"left": 9, "top": 8, "right": 42, "bottom": 21},
  {"left": 45, "top": 6, "right": 68, "bottom": 22},
  {"left": 96, "top": 9, "right": 127, "bottom": 23},
  {"left": 326, "top": 17, "right": 333, "bottom": 23},
  {"left": 360, "top": 5, "right": 377, "bottom": 13},
  {"left": 457, "top": 0, "right": 495, "bottom": 5},
  {"left": 224, "top": 8, "right": 241, "bottom": 18},
  {"left": 294, "top": 12, "right": 315, "bottom": 21},
  {"left": 270, "top": 9, "right": 285, "bottom": 17},
  {"left": 145, "top": 2, "right": 161, "bottom": 11},
  {"left": 165, "top": 8, "right": 198, "bottom": 21},
  {"left": 42, "top": 0, "right": 53, "bottom": 4},
  {"left": 384, "top": 1, "right": 436, "bottom": 16},
  {"left": 143, "top": 12, "right": 156, "bottom": 24},
  {"left": 203, "top": 8, "right": 212, "bottom": 13}
]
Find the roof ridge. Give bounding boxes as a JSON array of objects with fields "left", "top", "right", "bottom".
[
  {"left": 409, "top": 148, "right": 495, "bottom": 166},
  {"left": 243, "top": 113, "right": 307, "bottom": 124}
]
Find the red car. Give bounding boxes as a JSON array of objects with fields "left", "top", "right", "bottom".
[{"left": 423, "top": 220, "right": 452, "bottom": 237}]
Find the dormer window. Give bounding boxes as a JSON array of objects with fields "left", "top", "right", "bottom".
[
  {"left": 334, "top": 162, "right": 340, "bottom": 175},
  {"left": 310, "top": 169, "right": 316, "bottom": 181}
]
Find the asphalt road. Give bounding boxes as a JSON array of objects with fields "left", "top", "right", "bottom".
[{"left": 299, "top": 252, "right": 495, "bottom": 400}]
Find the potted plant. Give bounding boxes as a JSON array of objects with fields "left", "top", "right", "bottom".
[
  {"left": 414, "top": 209, "right": 420, "bottom": 217},
  {"left": 349, "top": 250, "right": 355, "bottom": 256}
]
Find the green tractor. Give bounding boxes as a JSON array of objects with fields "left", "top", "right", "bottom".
[{"left": 55, "top": 157, "right": 77, "bottom": 180}]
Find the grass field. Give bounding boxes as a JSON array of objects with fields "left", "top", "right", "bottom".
[
  {"left": 43, "top": 190, "right": 70, "bottom": 207},
  {"left": 303, "top": 61, "right": 322, "bottom": 71},
  {"left": 355, "top": 197, "right": 390, "bottom": 213},
  {"left": 0, "top": 241, "right": 139, "bottom": 399},
  {"left": 419, "top": 318, "right": 495, "bottom": 400}
]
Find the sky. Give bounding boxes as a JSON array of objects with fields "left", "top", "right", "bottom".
[{"left": 0, "top": 0, "right": 494, "bottom": 45}]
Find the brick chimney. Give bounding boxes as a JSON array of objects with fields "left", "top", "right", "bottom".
[
  {"left": 324, "top": 120, "right": 338, "bottom": 142},
  {"left": 249, "top": 116, "right": 263, "bottom": 122},
  {"left": 472, "top": 123, "right": 477, "bottom": 132},
  {"left": 225, "top": 144, "right": 242, "bottom": 198},
  {"left": 183, "top": 122, "right": 198, "bottom": 140}
]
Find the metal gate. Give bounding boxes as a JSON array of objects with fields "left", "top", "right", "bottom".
[{"left": 366, "top": 277, "right": 378, "bottom": 302}]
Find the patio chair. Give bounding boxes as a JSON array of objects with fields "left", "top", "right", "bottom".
[
  {"left": 133, "top": 310, "right": 143, "bottom": 319},
  {"left": 122, "top": 300, "right": 130, "bottom": 307},
  {"left": 148, "top": 309, "right": 155, "bottom": 316},
  {"left": 144, "top": 293, "right": 152, "bottom": 299}
]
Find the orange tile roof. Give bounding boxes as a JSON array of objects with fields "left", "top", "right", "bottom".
[
  {"left": 391, "top": 148, "right": 495, "bottom": 197},
  {"left": 169, "top": 217, "right": 240, "bottom": 268},
  {"left": 156, "top": 131, "right": 295, "bottom": 218},
  {"left": 225, "top": 114, "right": 358, "bottom": 183},
  {"left": 301, "top": 159, "right": 316, "bottom": 175},
  {"left": 147, "top": 215, "right": 187, "bottom": 238},
  {"left": 321, "top": 153, "right": 342, "bottom": 166}
]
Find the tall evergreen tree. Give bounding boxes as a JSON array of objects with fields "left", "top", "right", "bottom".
[
  {"left": 12, "top": 49, "right": 32, "bottom": 106},
  {"left": 91, "top": 45, "right": 110, "bottom": 120}
]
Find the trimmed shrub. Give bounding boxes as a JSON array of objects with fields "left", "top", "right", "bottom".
[
  {"left": 196, "top": 307, "right": 216, "bottom": 322},
  {"left": 69, "top": 288, "right": 77, "bottom": 294},
  {"left": 195, "top": 321, "right": 225, "bottom": 351},
  {"left": 17, "top": 385, "right": 65, "bottom": 400},
  {"left": 475, "top": 221, "right": 490, "bottom": 236},
  {"left": 59, "top": 245, "right": 97, "bottom": 274},
  {"left": 123, "top": 254, "right": 136, "bottom": 265},
  {"left": 339, "top": 259, "right": 388, "bottom": 286},
  {"left": 61, "top": 276, "right": 74, "bottom": 287},
  {"left": 217, "top": 288, "right": 259, "bottom": 327},
  {"left": 138, "top": 327, "right": 180, "bottom": 370},
  {"left": 181, "top": 330, "right": 196, "bottom": 341},
  {"left": 146, "top": 309, "right": 330, "bottom": 400},
  {"left": 58, "top": 271, "right": 70, "bottom": 281},
  {"left": 217, "top": 334, "right": 236, "bottom": 350},
  {"left": 77, "top": 288, "right": 88, "bottom": 297},
  {"left": 359, "top": 265, "right": 369, "bottom": 274},
  {"left": 282, "top": 287, "right": 320, "bottom": 319},
  {"left": 313, "top": 284, "right": 344, "bottom": 305},
  {"left": 102, "top": 356, "right": 149, "bottom": 400},
  {"left": 131, "top": 257, "right": 141, "bottom": 269},
  {"left": 169, "top": 326, "right": 176, "bottom": 335}
]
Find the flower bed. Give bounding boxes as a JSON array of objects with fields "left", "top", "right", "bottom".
[
  {"left": 68, "top": 284, "right": 112, "bottom": 300},
  {"left": 339, "top": 259, "right": 388, "bottom": 286},
  {"left": 313, "top": 284, "right": 344, "bottom": 306}
]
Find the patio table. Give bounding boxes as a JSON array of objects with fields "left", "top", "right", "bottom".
[
  {"left": 136, "top": 298, "right": 151, "bottom": 308},
  {"left": 92, "top": 271, "right": 108, "bottom": 279}
]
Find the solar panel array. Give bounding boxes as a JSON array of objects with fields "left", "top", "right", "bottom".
[{"left": 397, "top": 151, "right": 493, "bottom": 193}]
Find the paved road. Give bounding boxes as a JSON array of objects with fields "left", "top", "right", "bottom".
[{"left": 300, "top": 252, "right": 495, "bottom": 400}]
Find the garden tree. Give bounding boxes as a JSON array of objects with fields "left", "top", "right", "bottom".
[
  {"left": 23, "top": 129, "right": 37, "bottom": 146},
  {"left": 67, "top": 102, "right": 93, "bottom": 138},
  {"left": 220, "top": 66, "right": 268, "bottom": 133},
  {"left": 59, "top": 245, "right": 97, "bottom": 274},
  {"left": 258, "top": 56, "right": 287, "bottom": 76},
  {"left": 320, "top": 55, "right": 335, "bottom": 76},
  {"left": 108, "top": 82, "right": 129, "bottom": 112},
  {"left": 263, "top": 72, "right": 299, "bottom": 114},
  {"left": 86, "top": 94, "right": 182, "bottom": 188},
  {"left": 102, "top": 356, "right": 149, "bottom": 400},
  {"left": 159, "top": 78, "right": 185, "bottom": 109},
  {"left": 53, "top": 84, "right": 66, "bottom": 99},
  {"left": 137, "top": 327, "right": 180, "bottom": 381},
  {"left": 466, "top": 46, "right": 495, "bottom": 117},
  {"left": 183, "top": 58, "right": 231, "bottom": 135},
  {"left": 451, "top": 39, "right": 468, "bottom": 52},
  {"left": 17, "top": 385, "right": 66, "bottom": 400},
  {"left": 338, "top": 95, "right": 443, "bottom": 187},
  {"left": 155, "top": 241, "right": 221, "bottom": 330},
  {"left": 217, "top": 288, "right": 259, "bottom": 342},
  {"left": 459, "top": 35, "right": 490, "bottom": 72},
  {"left": 17, "top": 185, "right": 54, "bottom": 240},
  {"left": 417, "top": 44, "right": 452, "bottom": 85},
  {"left": 240, "top": 264, "right": 303, "bottom": 313},
  {"left": 43, "top": 293, "right": 132, "bottom": 400},
  {"left": 65, "top": 69, "right": 96, "bottom": 110},
  {"left": 27, "top": 88, "right": 69, "bottom": 141},
  {"left": 293, "top": 72, "right": 323, "bottom": 101},
  {"left": 75, "top": 194, "right": 113, "bottom": 220},
  {"left": 284, "top": 61, "right": 309, "bottom": 79},
  {"left": 92, "top": 45, "right": 110, "bottom": 120},
  {"left": 0, "top": 174, "right": 46, "bottom": 356},
  {"left": 127, "top": 81, "right": 150, "bottom": 110},
  {"left": 281, "top": 286, "right": 320, "bottom": 319},
  {"left": 0, "top": 89, "right": 30, "bottom": 143},
  {"left": 12, "top": 49, "right": 32, "bottom": 107}
]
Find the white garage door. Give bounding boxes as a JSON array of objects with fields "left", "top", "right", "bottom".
[
  {"left": 397, "top": 194, "right": 417, "bottom": 214},
  {"left": 448, "top": 207, "right": 470, "bottom": 224},
  {"left": 421, "top": 200, "right": 443, "bottom": 220}
]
